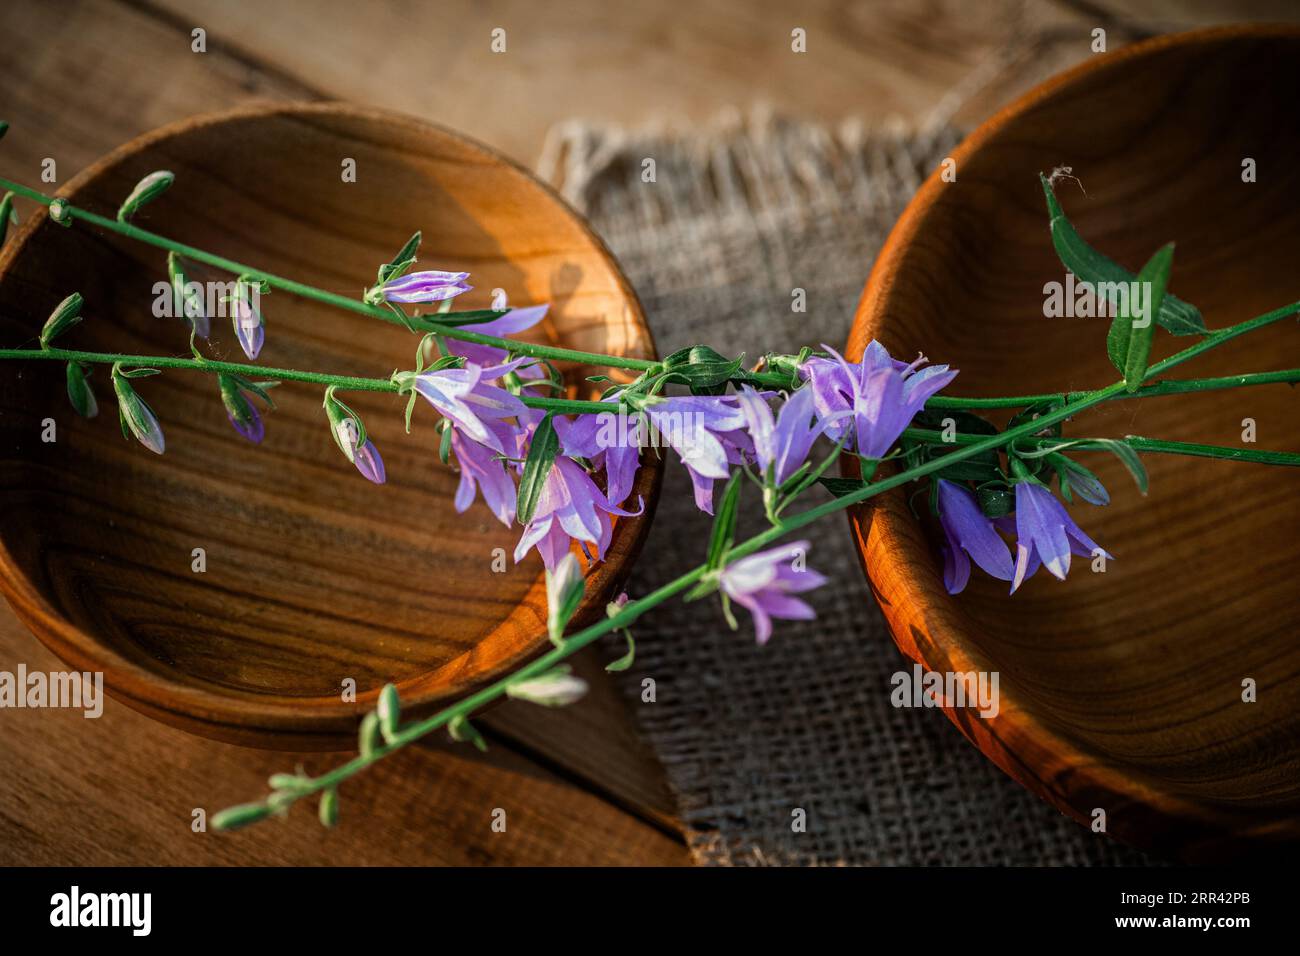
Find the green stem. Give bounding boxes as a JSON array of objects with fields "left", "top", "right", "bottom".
[
  {"left": 1, "top": 347, "right": 397, "bottom": 392},
  {"left": 207, "top": 298, "right": 1294, "bottom": 827},
  {"left": 926, "top": 367, "right": 1300, "bottom": 409},
  {"left": 0, "top": 176, "right": 658, "bottom": 373},
  {"left": 8, "top": 176, "right": 1294, "bottom": 414},
  {"left": 903, "top": 427, "right": 1300, "bottom": 467},
  {"left": 218, "top": 375, "right": 1134, "bottom": 825}
]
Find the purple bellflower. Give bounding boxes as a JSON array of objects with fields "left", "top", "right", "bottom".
[
  {"left": 719, "top": 541, "right": 827, "bottom": 644},
  {"left": 406, "top": 358, "right": 529, "bottom": 454},
  {"left": 1008, "top": 480, "right": 1111, "bottom": 593},
  {"left": 379, "top": 270, "right": 472, "bottom": 304},
  {"left": 514, "top": 456, "right": 642, "bottom": 570},
  {"left": 935, "top": 479, "right": 1015, "bottom": 594},
  {"left": 800, "top": 341, "right": 956, "bottom": 458},
  {"left": 445, "top": 303, "right": 550, "bottom": 369},
  {"left": 643, "top": 395, "right": 751, "bottom": 514},
  {"left": 451, "top": 426, "right": 517, "bottom": 526},
  {"left": 736, "top": 385, "right": 827, "bottom": 485}
]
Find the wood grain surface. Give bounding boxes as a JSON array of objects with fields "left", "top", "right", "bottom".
[
  {"left": 848, "top": 26, "right": 1300, "bottom": 862},
  {"left": 0, "top": 0, "right": 1291, "bottom": 866},
  {"left": 0, "top": 103, "right": 660, "bottom": 748}
]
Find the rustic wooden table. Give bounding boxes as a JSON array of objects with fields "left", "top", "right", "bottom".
[{"left": 0, "top": 0, "right": 1286, "bottom": 865}]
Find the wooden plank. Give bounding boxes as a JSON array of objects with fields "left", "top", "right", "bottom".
[{"left": 0, "top": 607, "right": 687, "bottom": 864}]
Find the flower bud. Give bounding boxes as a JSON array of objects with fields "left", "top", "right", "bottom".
[
  {"left": 117, "top": 169, "right": 174, "bottom": 222},
  {"left": 40, "top": 292, "right": 83, "bottom": 348},
  {"left": 545, "top": 552, "right": 585, "bottom": 644},
  {"left": 112, "top": 367, "right": 165, "bottom": 454},
  {"left": 65, "top": 362, "right": 97, "bottom": 418},
  {"left": 211, "top": 801, "right": 275, "bottom": 831},
  {"left": 219, "top": 374, "right": 264, "bottom": 444},
  {"left": 505, "top": 668, "right": 589, "bottom": 708}
]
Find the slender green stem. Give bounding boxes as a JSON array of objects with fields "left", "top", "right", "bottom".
[
  {"left": 0, "top": 346, "right": 629, "bottom": 413},
  {"left": 219, "top": 375, "right": 1134, "bottom": 824},
  {"left": 926, "top": 367, "right": 1300, "bottom": 409},
  {"left": 0, "top": 175, "right": 658, "bottom": 373},
  {"left": 0, "top": 347, "right": 398, "bottom": 392},
  {"left": 903, "top": 426, "right": 1300, "bottom": 467},
  {"left": 8, "top": 176, "right": 1294, "bottom": 414}
]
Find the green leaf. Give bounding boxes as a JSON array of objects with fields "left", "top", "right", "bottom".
[
  {"left": 117, "top": 170, "right": 174, "bottom": 222},
  {"left": 605, "top": 630, "right": 635, "bottom": 673},
  {"left": 818, "top": 476, "right": 867, "bottom": 498},
  {"left": 378, "top": 231, "right": 421, "bottom": 283},
  {"left": 704, "top": 470, "right": 743, "bottom": 572},
  {"left": 1020, "top": 437, "right": 1148, "bottom": 495},
  {"left": 1108, "top": 243, "right": 1172, "bottom": 391},
  {"left": 516, "top": 413, "right": 560, "bottom": 526},
  {"left": 448, "top": 715, "right": 488, "bottom": 752},
  {"left": 0, "top": 192, "right": 14, "bottom": 248},
  {"left": 423, "top": 309, "right": 512, "bottom": 327},
  {"left": 1041, "top": 174, "right": 1204, "bottom": 336}
]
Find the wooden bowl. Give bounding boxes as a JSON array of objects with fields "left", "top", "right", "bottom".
[
  {"left": 0, "top": 104, "right": 658, "bottom": 749},
  {"left": 848, "top": 26, "right": 1300, "bottom": 862}
]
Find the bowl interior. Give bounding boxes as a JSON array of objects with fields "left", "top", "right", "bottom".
[
  {"left": 850, "top": 29, "right": 1300, "bottom": 856},
  {"left": 0, "top": 105, "right": 655, "bottom": 745}
]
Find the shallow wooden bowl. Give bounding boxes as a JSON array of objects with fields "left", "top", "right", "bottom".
[
  {"left": 0, "top": 104, "right": 658, "bottom": 749},
  {"left": 848, "top": 26, "right": 1300, "bottom": 861}
]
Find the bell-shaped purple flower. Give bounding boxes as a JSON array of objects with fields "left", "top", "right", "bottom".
[
  {"left": 719, "top": 541, "right": 827, "bottom": 644},
  {"left": 514, "top": 456, "right": 642, "bottom": 570},
  {"left": 380, "top": 270, "right": 472, "bottom": 304},
  {"left": 936, "top": 479, "right": 1014, "bottom": 594},
  {"left": 405, "top": 359, "right": 529, "bottom": 454},
  {"left": 1009, "top": 480, "right": 1111, "bottom": 593},
  {"left": 643, "top": 395, "right": 751, "bottom": 514},
  {"left": 800, "top": 341, "right": 956, "bottom": 458},
  {"left": 445, "top": 303, "right": 549, "bottom": 368},
  {"left": 451, "top": 426, "right": 516, "bottom": 526},
  {"left": 736, "top": 385, "right": 825, "bottom": 485},
  {"left": 561, "top": 400, "right": 641, "bottom": 510}
]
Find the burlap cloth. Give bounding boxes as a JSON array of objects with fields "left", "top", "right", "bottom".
[{"left": 539, "top": 110, "right": 1154, "bottom": 866}]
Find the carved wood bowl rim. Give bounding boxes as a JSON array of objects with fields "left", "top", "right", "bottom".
[
  {"left": 847, "top": 25, "right": 1300, "bottom": 862},
  {"left": 0, "top": 102, "right": 661, "bottom": 748}
]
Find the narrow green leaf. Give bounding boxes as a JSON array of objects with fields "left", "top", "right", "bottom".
[
  {"left": 378, "top": 231, "right": 421, "bottom": 283},
  {"left": 818, "top": 476, "right": 867, "bottom": 498},
  {"left": 0, "top": 192, "right": 14, "bottom": 248},
  {"left": 605, "top": 631, "right": 635, "bottom": 673},
  {"left": 449, "top": 715, "right": 488, "bottom": 752},
  {"left": 516, "top": 413, "right": 559, "bottom": 525},
  {"left": 704, "top": 471, "right": 743, "bottom": 571},
  {"left": 1041, "top": 174, "right": 1204, "bottom": 335},
  {"left": 1117, "top": 244, "right": 1172, "bottom": 391},
  {"left": 1021, "top": 437, "right": 1148, "bottom": 495}
]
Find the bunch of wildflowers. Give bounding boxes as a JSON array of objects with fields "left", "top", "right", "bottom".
[{"left": 0, "top": 138, "right": 1296, "bottom": 832}]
